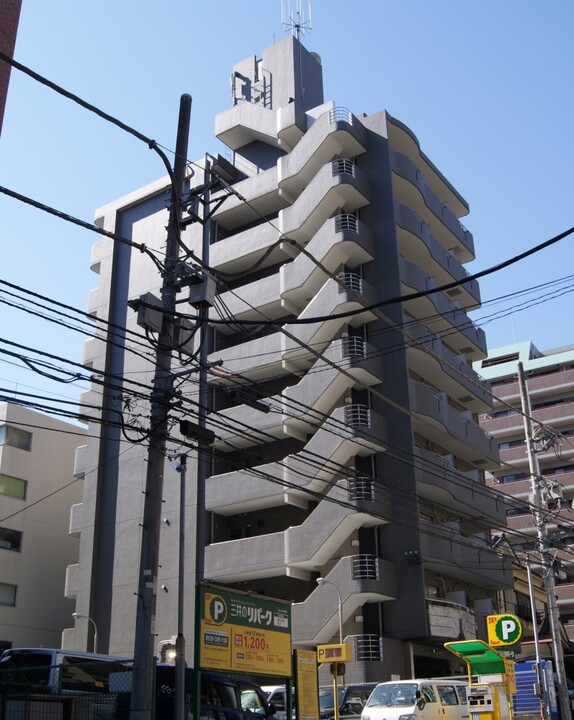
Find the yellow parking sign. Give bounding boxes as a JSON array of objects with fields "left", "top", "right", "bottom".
[{"left": 487, "top": 614, "right": 523, "bottom": 647}]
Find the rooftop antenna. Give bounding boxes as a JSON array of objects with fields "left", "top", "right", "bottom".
[{"left": 281, "top": 0, "right": 312, "bottom": 41}]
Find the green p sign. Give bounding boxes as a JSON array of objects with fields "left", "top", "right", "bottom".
[{"left": 487, "top": 614, "right": 523, "bottom": 647}]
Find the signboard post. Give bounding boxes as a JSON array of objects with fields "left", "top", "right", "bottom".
[{"left": 198, "top": 583, "right": 292, "bottom": 676}]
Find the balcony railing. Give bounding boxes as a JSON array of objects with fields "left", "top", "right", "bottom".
[
  {"left": 337, "top": 271, "right": 363, "bottom": 294},
  {"left": 335, "top": 212, "right": 359, "bottom": 234},
  {"left": 329, "top": 107, "right": 354, "bottom": 125},
  {"left": 347, "top": 476, "right": 375, "bottom": 502},
  {"left": 344, "top": 403, "right": 371, "bottom": 428},
  {"left": 332, "top": 158, "right": 355, "bottom": 177},
  {"left": 349, "top": 634, "right": 383, "bottom": 661},
  {"left": 342, "top": 336, "right": 366, "bottom": 359},
  {"left": 352, "top": 553, "right": 379, "bottom": 580}
]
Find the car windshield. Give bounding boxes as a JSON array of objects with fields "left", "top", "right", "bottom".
[
  {"left": 319, "top": 687, "right": 345, "bottom": 709},
  {"left": 365, "top": 684, "right": 418, "bottom": 708}
]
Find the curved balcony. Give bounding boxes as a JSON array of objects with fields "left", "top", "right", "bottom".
[
  {"left": 386, "top": 114, "right": 469, "bottom": 220},
  {"left": 395, "top": 203, "right": 480, "bottom": 309},
  {"left": 279, "top": 159, "right": 370, "bottom": 243},
  {"left": 390, "top": 149, "right": 474, "bottom": 262},
  {"left": 419, "top": 518, "right": 513, "bottom": 589},
  {"left": 399, "top": 256, "right": 487, "bottom": 359},
  {"left": 406, "top": 323, "right": 491, "bottom": 411},
  {"left": 277, "top": 107, "right": 367, "bottom": 198},
  {"left": 410, "top": 379, "right": 499, "bottom": 468},
  {"left": 280, "top": 213, "right": 375, "bottom": 314},
  {"left": 413, "top": 447, "right": 507, "bottom": 526}
]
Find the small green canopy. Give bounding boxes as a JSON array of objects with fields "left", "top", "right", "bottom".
[{"left": 444, "top": 640, "right": 506, "bottom": 676}]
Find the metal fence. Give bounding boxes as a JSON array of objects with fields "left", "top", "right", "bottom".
[{"left": 0, "top": 661, "right": 133, "bottom": 719}]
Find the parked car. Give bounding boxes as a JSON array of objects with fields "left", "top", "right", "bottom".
[{"left": 319, "top": 683, "right": 378, "bottom": 720}]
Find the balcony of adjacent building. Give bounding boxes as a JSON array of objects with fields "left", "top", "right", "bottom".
[
  {"left": 498, "top": 440, "right": 574, "bottom": 469},
  {"left": 488, "top": 467, "right": 574, "bottom": 503},
  {"left": 280, "top": 213, "right": 375, "bottom": 315},
  {"left": 557, "top": 583, "right": 574, "bottom": 627},
  {"left": 406, "top": 323, "right": 492, "bottom": 412},
  {"left": 399, "top": 256, "right": 487, "bottom": 360},
  {"left": 279, "top": 159, "right": 371, "bottom": 243},
  {"left": 291, "top": 554, "right": 397, "bottom": 646},
  {"left": 488, "top": 368, "right": 574, "bottom": 406},
  {"left": 395, "top": 203, "right": 480, "bottom": 311},
  {"left": 276, "top": 106, "right": 368, "bottom": 198},
  {"left": 413, "top": 447, "right": 507, "bottom": 527},
  {"left": 389, "top": 149, "right": 474, "bottom": 264},
  {"left": 409, "top": 379, "right": 499, "bottom": 468},
  {"left": 482, "top": 399, "right": 574, "bottom": 439},
  {"left": 419, "top": 518, "right": 513, "bottom": 589}
]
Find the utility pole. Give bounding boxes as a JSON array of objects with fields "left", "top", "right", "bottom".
[
  {"left": 518, "top": 361, "right": 571, "bottom": 720},
  {"left": 130, "top": 94, "right": 191, "bottom": 720}
]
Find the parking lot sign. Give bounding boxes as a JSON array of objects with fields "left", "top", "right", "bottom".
[{"left": 487, "top": 614, "right": 523, "bottom": 647}]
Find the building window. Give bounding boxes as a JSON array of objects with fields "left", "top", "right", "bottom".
[
  {"left": 0, "top": 474, "right": 27, "bottom": 500},
  {"left": 0, "top": 528, "right": 22, "bottom": 551},
  {"left": 0, "top": 583, "right": 16, "bottom": 606},
  {"left": 0, "top": 426, "right": 32, "bottom": 452}
]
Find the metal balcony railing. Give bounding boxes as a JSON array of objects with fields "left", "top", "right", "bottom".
[
  {"left": 352, "top": 553, "right": 379, "bottom": 580},
  {"left": 337, "top": 271, "right": 363, "bottom": 294},
  {"left": 344, "top": 403, "right": 371, "bottom": 428},
  {"left": 329, "top": 107, "right": 354, "bottom": 125},
  {"left": 347, "top": 476, "right": 375, "bottom": 502},
  {"left": 350, "top": 634, "right": 383, "bottom": 662},
  {"left": 335, "top": 213, "right": 359, "bottom": 234},
  {"left": 332, "top": 158, "right": 355, "bottom": 177},
  {"left": 342, "top": 336, "right": 366, "bottom": 359}
]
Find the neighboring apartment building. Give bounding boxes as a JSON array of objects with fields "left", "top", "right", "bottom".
[
  {"left": 477, "top": 341, "right": 574, "bottom": 646},
  {"left": 66, "top": 35, "right": 512, "bottom": 680},
  {"left": 0, "top": 402, "right": 84, "bottom": 650}
]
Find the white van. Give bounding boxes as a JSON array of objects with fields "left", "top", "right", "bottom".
[{"left": 361, "top": 679, "right": 468, "bottom": 720}]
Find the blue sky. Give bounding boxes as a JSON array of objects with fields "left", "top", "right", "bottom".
[{"left": 1, "top": 0, "right": 573, "bottom": 411}]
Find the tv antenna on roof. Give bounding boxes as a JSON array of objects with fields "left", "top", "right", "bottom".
[{"left": 281, "top": 0, "right": 312, "bottom": 41}]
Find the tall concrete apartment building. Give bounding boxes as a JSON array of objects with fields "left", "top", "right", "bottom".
[
  {"left": 477, "top": 342, "right": 574, "bottom": 646},
  {"left": 0, "top": 0, "right": 22, "bottom": 136},
  {"left": 67, "top": 36, "right": 512, "bottom": 679},
  {"left": 0, "top": 402, "right": 84, "bottom": 650}
]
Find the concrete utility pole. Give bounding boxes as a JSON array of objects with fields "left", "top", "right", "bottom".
[
  {"left": 518, "top": 361, "right": 571, "bottom": 720},
  {"left": 130, "top": 94, "right": 191, "bottom": 720}
]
